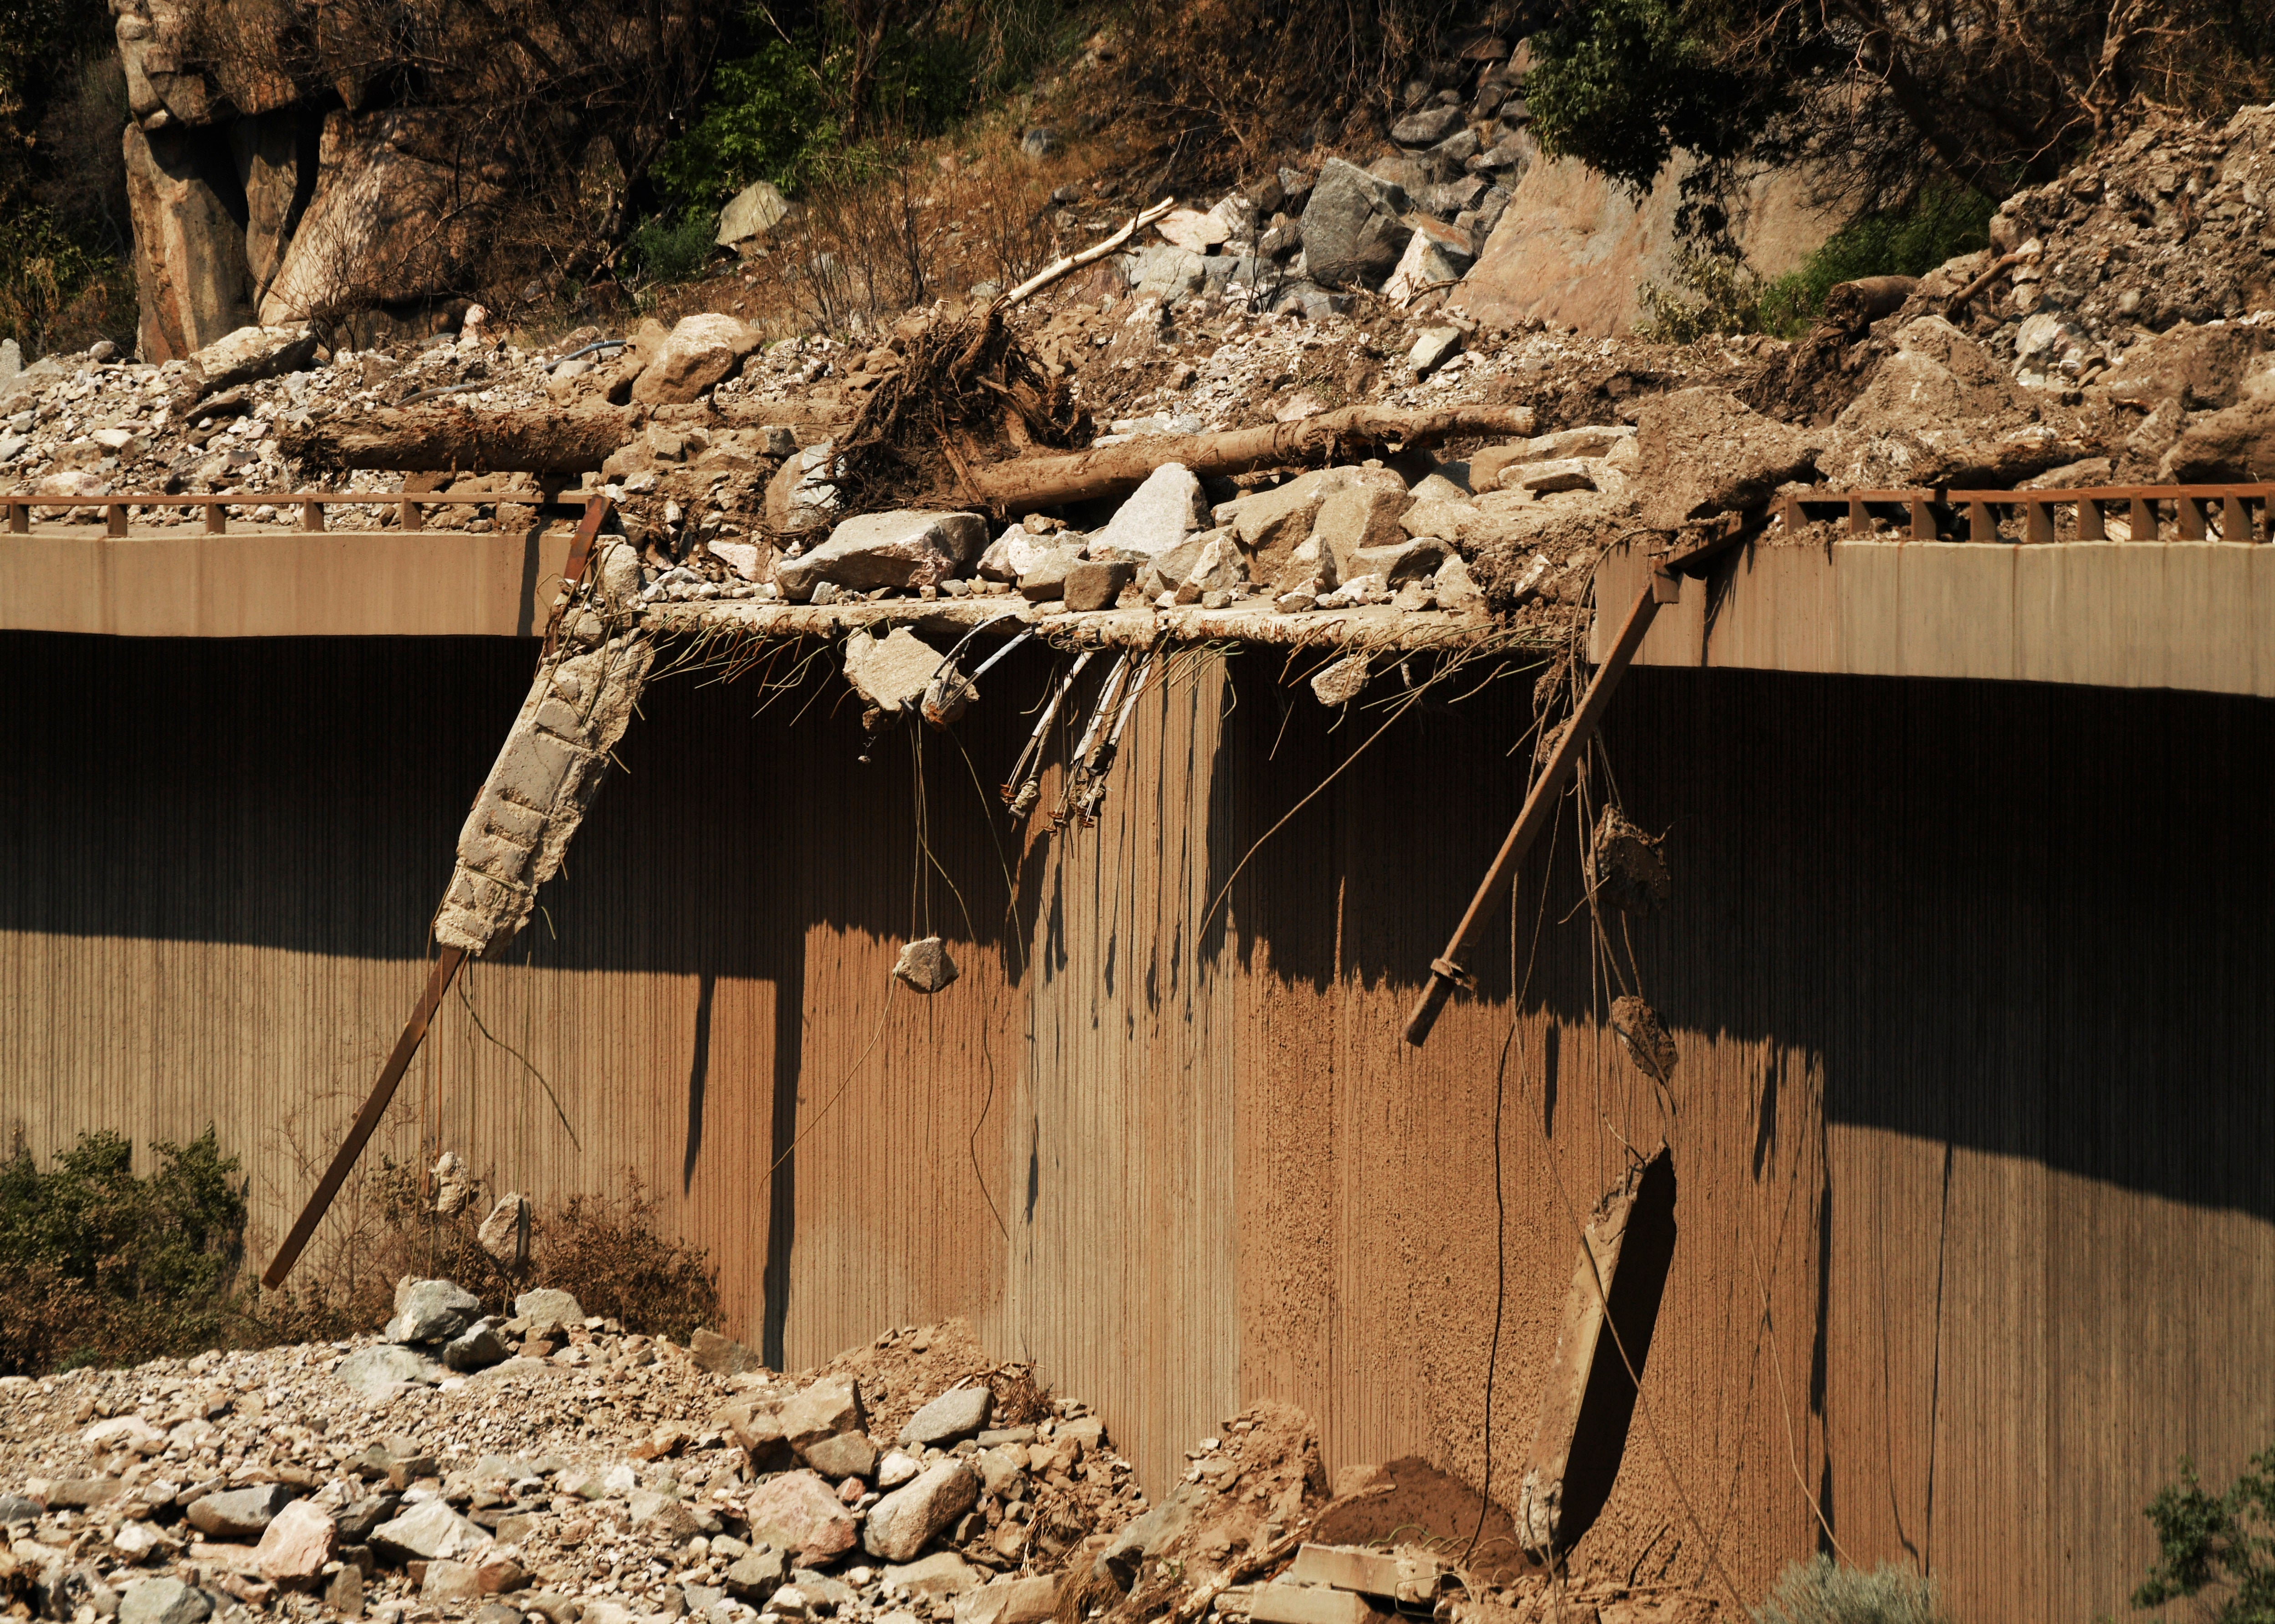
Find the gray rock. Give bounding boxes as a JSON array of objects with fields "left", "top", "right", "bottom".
[
  {"left": 724, "top": 1548, "right": 786, "bottom": 1601},
  {"left": 779, "top": 510, "right": 985, "bottom": 600},
  {"left": 802, "top": 1429, "right": 880, "bottom": 1480},
  {"left": 0, "top": 433, "right": 26, "bottom": 464},
  {"left": 443, "top": 1319, "right": 508, "bottom": 1371},
  {"left": 900, "top": 1386, "right": 993, "bottom": 1448},
  {"left": 335, "top": 1496, "right": 400, "bottom": 1542},
  {"left": 690, "top": 1328, "right": 763, "bottom": 1376},
  {"left": 1391, "top": 105, "right": 1465, "bottom": 147},
  {"left": 185, "top": 1484, "right": 295, "bottom": 1538},
  {"left": 1410, "top": 327, "right": 1464, "bottom": 375},
  {"left": 718, "top": 181, "right": 794, "bottom": 247},
  {"left": 1063, "top": 560, "right": 1135, "bottom": 612},
  {"left": 1016, "top": 551, "right": 1078, "bottom": 601},
  {"left": 386, "top": 1279, "right": 481, "bottom": 1344},
  {"left": 891, "top": 937, "right": 959, "bottom": 996},
  {"left": 884, "top": 1552, "right": 982, "bottom": 1598},
  {"left": 790, "top": 1570, "right": 856, "bottom": 1611},
  {"left": 1095, "top": 1481, "right": 1207, "bottom": 1585},
  {"left": 864, "top": 1460, "right": 980, "bottom": 1562},
  {"left": 1019, "top": 128, "right": 1060, "bottom": 161},
  {"left": 1299, "top": 159, "right": 1415, "bottom": 290},
  {"left": 371, "top": 1497, "right": 488, "bottom": 1562},
  {"left": 1310, "top": 653, "right": 1371, "bottom": 707},
  {"left": 119, "top": 1579, "right": 211, "bottom": 1624},
  {"left": 513, "top": 1288, "right": 584, "bottom": 1330},
  {"left": 337, "top": 1344, "right": 443, "bottom": 1401},
  {"left": 0, "top": 1492, "right": 40, "bottom": 1523}
]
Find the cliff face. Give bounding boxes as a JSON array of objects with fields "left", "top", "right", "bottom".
[{"left": 113, "top": 0, "right": 711, "bottom": 359}]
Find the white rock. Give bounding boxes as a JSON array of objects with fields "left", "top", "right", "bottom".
[
  {"left": 718, "top": 182, "right": 794, "bottom": 246},
  {"left": 863, "top": 1461, "right": 979, "bottom": 1561},
  {"left": 875, "top": 1450, "right": 922, "bottom": 1489},
  {"left": 1409, "top": 327, "right": 1464, "bottom": 374},
  {"left": 1088, "top": 463, "right": 1204, "bottom": 559},
  {"left": 371, "top": 1496, "right": 488, "bottom": 1562}
]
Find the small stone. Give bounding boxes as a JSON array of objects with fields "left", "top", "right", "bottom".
[
  {"left": 475, "top": 1196, "right": 527, "bottom": 1262},
  {"left": 690, "top": 1328, "right": 763, "bottom": 1377},
  {"left": 475, "top": 1554, "right": 529, "bottom": 1594},
  {"left": 119, "top": 1580, "right": 210, "bottom": 1624},
  {"left": 326, "top": 1563, "right": 365, "bottom": 1619},
  {"left": 444, "top": 1320, "right": 509, "bottom": 1372},
  {"left": 882, "top": 1553, "right": 981, "bottom": 1599},
  {"left": 631, "top": 1490, "right": 704, "bottom": 1542},
  {"left": 953, "top": 1577, "right": 1059, "bottom": 1624},
  {"left": 875, "top": 1451, "right": 921, "bottom": 1489},
  {"left": 113, "top": 1522, "right": 164, "bottom": 1564},
  {"left": 1062, "top": 560, "right": 1136, "bottom": 613},
  {"left": 891, "top": 939, "right": 960, "bottom": 996},
  {"left": 900, "top": 1387, "right": 992, "bottom": 1449},
  {"left": 1408, "top": 327, "right": 1463, "bottom": 375},
  {"left": 726, "top": 1548, "right": 787, "bottom": 1602},
  {"left": 187, "top": 1484, "right": 295, "bottom": 1539},
  {"left": 85, "top": 1416, "right": 166, "bottom": 1455},
  {"left": 422, "top": 1560, "right": 482, "bottom": 1603},
  {"left": 1309, "top": 654, "right": 1371, "bottom": 708},
  {"left": 475, "top": 1605, "right": 522, "bottom": 1624}
]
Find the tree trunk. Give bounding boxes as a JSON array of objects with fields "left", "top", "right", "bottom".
[
  {"left": 282, "top": 403, "right": 638, "bottom": 474},
  {"left": 962, "top": 404, "right": 1541, "bottom": 511}
]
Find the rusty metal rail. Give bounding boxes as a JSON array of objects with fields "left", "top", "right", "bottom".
[
  {"left": 3, "top": 487, "right": 583, "bottom": 536},
  {"left": 1785, "top": 484, "right": 2275, "bottom": 543}
]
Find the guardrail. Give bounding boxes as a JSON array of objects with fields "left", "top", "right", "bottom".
[
  {"left": 3, "top": 489, "right": 595, "bottom": 536},
  {"left": 1784, "top": 485, "right": 2275, "bottom": 543}
]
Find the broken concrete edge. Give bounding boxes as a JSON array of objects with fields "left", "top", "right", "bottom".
[
  {"left": 431, "top": 538, "right": 652, "bottom": 955},
  {"left": 642, "top": 597, "right": 1562, "bottom": 656}
]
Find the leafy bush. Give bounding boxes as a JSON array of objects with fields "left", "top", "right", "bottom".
[
  {"left": 655, "top": 35, "right": 843, "bottom": 206},
  {"left": 1639, "top": 187, "right": 1993, "bottom": 342},
  {"left": 625, "top": 212, "right": 725, "bottom": 287},
  {"left": 1750, "top": 1556, "right": 1948, "bottom": 1624},
  {"left": 2129, "top": 1447, "right": 2275, "bottom": 1624},
  {"left": 0, "top": 1129, "right": 248, "bottom": 1375}
]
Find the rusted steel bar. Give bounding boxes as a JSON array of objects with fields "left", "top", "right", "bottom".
[
  {"left": 5, "top": 500, "right": 24, "bottom": 535},
  {"left": 542, "top": 495, "right": 612, "bottom": 660},
  {"left": 2132, "top": 495, "right": 2157, "bottom": 541},
  {"left": 204, "top": 502, "right": 226, "bottom": 535},
  {"left": 2024, "top": 498, "right": 2055, "bottom": 545},
  {"left": 1404, "top": 569, "right": 1672, "bottom": 1047},
  {"left": 105, "top": 503, "right": 127, "bottom": 537},
  {"left": 2079, "top": 498, "right": 2106, "bottom": 541},
  {"left": 262, "top": 945, "right": 468, "bottom": 1287},
  {"left": 302, "top": 500, "right": 325, "bottom": 533}
]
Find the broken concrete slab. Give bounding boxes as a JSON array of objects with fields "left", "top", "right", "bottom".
[
  {"left": 891, "top": 937, "right": 960, "bottom": 995},
  {"left": 844, "top": 627, "right": 946, "bottom": 717},
  {"left": 1250, "top": 1584, "right": 1389, "bottom": 1624}
]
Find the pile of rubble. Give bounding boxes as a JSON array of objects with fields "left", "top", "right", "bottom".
[{"left": 0, "top": 1291, "right": 1708, "bottom": 1624}]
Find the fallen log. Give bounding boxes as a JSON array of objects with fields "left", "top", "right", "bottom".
[
  {"left": 962, "top": 403, "right": 1540, "bottom": 510},
  {"left": 282, "top": 402, "right": 637, "bottom": 474}
]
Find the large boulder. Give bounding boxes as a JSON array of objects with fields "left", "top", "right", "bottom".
[
  {"left": 187, "top": 325, "right": 318, "bottom": 396},
  {"left": 123, "top": 123, "right": 256, "bottom": 362},
  {"left": 632, "top": 314, "right": 759, "bottom": 406},
  {"left": 900, "top": 1386, "right": 992, "bottom": 1448},
  {"left": 513, "top": 1288, "right": 584, "bottom": 1330},
  {"left": 718, "top": 182, "right": 794, "bottom": 247},
  {"left": 863, "top": 1460, "right": 979, "bottom": 1562},
  {"left": 744, "top": 1470, "right": 860, "bottom": 1565},
  {"left": 387, "top": 1279, "right": 481, "bottom": 1344},
  {"left": 1298, "top": 160, "right": 1414, "bottom": 290},
  {"left": 255, "top": 1499, "right": 336, "bottom": 1585},
  {"left": 779, "top": 511, "right": 987, "bottom": 600},
  {"left": 1635, "top": 388, "right": 1821, "bottom": 529},
  {"left": 1088, "top": 464, "right": 1205, "bottom": 559},
  {"left": 337, "top": 1343, "right": 443, "bottom": 1401},
  {"left": 372, "top": 1497, "right": 489, "bottom": 1563}
]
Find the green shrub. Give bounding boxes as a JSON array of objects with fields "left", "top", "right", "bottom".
[
  {"left": 1751, "top": 1555, "right": 1948, "bottom": 1624},
  {"left": 2129, "top": 1447, "right": 2275, "bottom": 1624},
  {"left": 1639, "top": 187, "right": 1994, "bottom": 342},
  {"left": 0, "top": 1128, "right": 248, "bottom": 1375},
  {"left": 625, "top": 211, "right": 724, "bottom": 287}
]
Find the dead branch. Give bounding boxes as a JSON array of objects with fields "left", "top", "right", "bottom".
[
  {"left": 283, "top": 403, "right": 637, "bottom": 473},
  {"left": 1945, "top": 250, "right": 2027, "bottom": 316},
  {"left": 996, "top": 198, "right": 1177, "bottom": 310},
  {"left": 963, "top": 403, "right": 1541, "bottom": 510}
]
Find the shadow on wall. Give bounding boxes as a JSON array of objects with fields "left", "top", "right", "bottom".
[{"left": 2, "top": 633, "right": 2274, "bottom": 1231}]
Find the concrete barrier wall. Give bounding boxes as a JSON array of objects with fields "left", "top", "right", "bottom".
[{"left": 4, "top": 629, "right": 2271, "bottom": 1624}]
